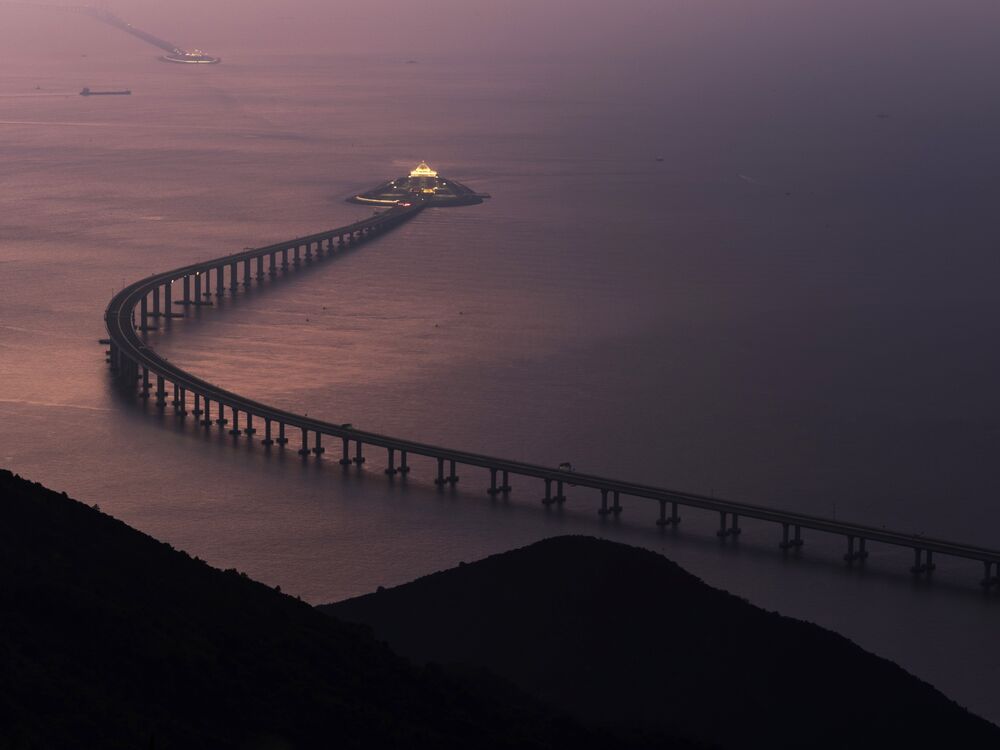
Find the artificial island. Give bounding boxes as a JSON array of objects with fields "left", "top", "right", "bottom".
[{"left": 349, "top": 162, "right": 490, "bottom": 207}]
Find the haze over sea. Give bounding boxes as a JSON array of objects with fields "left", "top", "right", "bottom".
[{"left": 2, "top": 0, "right": 1000, "bottom": 723}]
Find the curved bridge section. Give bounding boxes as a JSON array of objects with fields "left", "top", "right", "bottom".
[{"left": 105, "top": 200, "right": 1000, "bottom": 589}]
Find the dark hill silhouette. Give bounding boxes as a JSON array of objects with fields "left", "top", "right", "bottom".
[
  {"left": 0, "top": 470, "right": 684, "bottom": 750},
  {"left": 325, "top": 535, "right": 1000, "bottom": 749}
]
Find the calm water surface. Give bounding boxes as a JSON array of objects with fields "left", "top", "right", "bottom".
[{"left": 2, "top": 7, "right": 1000, "bottom": 723}]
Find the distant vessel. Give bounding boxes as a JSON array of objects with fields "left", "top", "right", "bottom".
[
  {"left": 160, "top": 50, "right": 222, "bottom": 65},
  {"left": 80, "top": 87, "right": 132, "bottom": 97}
]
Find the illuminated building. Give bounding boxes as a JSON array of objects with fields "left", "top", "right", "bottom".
[{"left": 350, "top": 163, "right": 490, "bottom": 207}]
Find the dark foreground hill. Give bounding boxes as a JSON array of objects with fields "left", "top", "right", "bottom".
[
  {"left": 325, "top": 535, "right": 1000, "bottom": 749},
  {"left": 0, "top": 470, "right": 681, "bottom": 750}
]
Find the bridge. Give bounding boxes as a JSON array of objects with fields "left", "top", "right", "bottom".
[{"left": 104, "top": 196, "right": 1000, "bottom": 591}]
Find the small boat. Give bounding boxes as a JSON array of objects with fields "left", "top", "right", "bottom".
[{"left": 80, "top": 87, "right": 132, "bottom": 96}]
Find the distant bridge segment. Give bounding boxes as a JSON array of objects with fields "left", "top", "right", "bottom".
[{"left": 103, "top": 192, "right": 1000, "bottom": 592}]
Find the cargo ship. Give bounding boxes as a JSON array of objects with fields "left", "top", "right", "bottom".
[{"left": 80, "top": 87, "right": 132, "bottom": 96}]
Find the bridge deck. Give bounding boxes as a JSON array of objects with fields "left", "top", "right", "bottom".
[{"left": 104, "top": 199, "right": 1000, "bottom": 584}]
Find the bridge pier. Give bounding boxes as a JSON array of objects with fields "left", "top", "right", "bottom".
[
  {"left": 447, "top": 459, "right": 458, "bottom": 485},
  {"left": 500, "top": 470, "right": 511, "bottom": 494},
  {"left": 487, "top": 468, "right": 499, "bottom": 496},
  {"left": 312, "top": 433, "right": 325, "bottom": 455},
  {"left": 717, "top": 512, "right": 741, "bottom": 538},
  {"left": 228, "top": 408, "right": 241, "bottom": 436},
  {"left": 152, "top": 287, "right": 160, "bottom": 318},
  {"left": 779, "top": 523, "right": 804, "bottom": 550},
  {"left": 400, "top": 450, "right": 410, "bottom": 474},
  {"left": 385, "top": 448, "right": 397, "bottom": 476},
  {"left": 541, "top": 478, "right": 554, "bottom": 505},
  {"left": 230, "top": 262, "right": 238, "bottom": 292},
  {"left": 177, "top": 387, "right": 187, "bottom": 416},
  {"left": 553, "top": 480, "right": 566, "bottom": 504},
  {"left": 182, "top": 275, "right": 191, "bottom": 306},
  {"left": 298, "top": 428, "right": 310, "bottom": 456},
  {"left": 294, "top": 246, "right": 301, "bottom": 266},
  {"left": 268, "top": 253, "right": 277, "bottom": 277},
  {"left": 255, "top": 256, "right": 264, "bottom": 281},
  {"left": 244, "top": 412, "right": 256, "bottom": 436},
  {"left": 340, "top": 437, "right": 351, "bottom": 465},
  {"left": 140, "top": 296, "right": 148, "bottom": 331},
  {"left": 281, "top": 248, "right": 289, "bottom": 269},
  {"left": 203, "top": 270, "right": 212, "bottom": 300},
  {"left": 194, "top": 272, "right": 202, "bottom": 303},
  {"left": 981, "top": 561, "right": 998, "bottom": 588},
  {"left": 140, "top": 367, "right": 150, "bottom": 398},
  {"left": 215, "top": 403, "right": 228, "bottom": 426},
  {"left": 656, "top": 500, "right": 680, "bottom": 527},
  {"left": 911, "top": 548, "right": 935, "bottom": 575},
  {"left": 192, "top": 392, "right": 202, "bottom": 417},
  {"left": 164, "top": 282, "right": 172, "bottom": 315},
  {"left": 435, "top": 458, "right": 446, "bottom": 485},
  {"left": 216, "top": 266, "right": 224, "bottom": 297},
  {"left": 262, "top": 418, "right": 273, "bottom": 446},
  {"left": 277, "top": 422, "right": 288, "bottom": 446},
  {"left": 201, "top": 399, "right": 212, "bottom": 427},
  {"left": 243, "top": 259, "right": 251, "bottom": 287},
  {"left": 612, "top": 491, "right": 622, "bottom": 515},
  {"left": 354, "top": 441, "right": 365, "bottom": 465},
  {"left": 844, "top": 535, "right": 869, "bottom": 563},
  {"left": 599, "top": 489, "right": 610, "bottom": 516},
  {"left": 155, "top": 375, "right": 166, "bottom": 409}
]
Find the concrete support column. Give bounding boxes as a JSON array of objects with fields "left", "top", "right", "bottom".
[
  {"left": 385, "top": 448, "right": 397, "bottom": 476},
  {"left": 141, "top": 366, "right": 150, "bottom": 398},
  {"left": 164, "top": 281, "right": 172, "bottom": 314},
  {"left": 262, "top": 418, "right": 273, "bottom": 446},
  {"left": 215, "top": 403, "right": 228, "bottom": 426},
  {"left": 277, "top": 422, "right": 288, "bottom": 446},
  {"left": 542, "top": 478, "right": 553, "bottom": 505},
  {"left": 500, "top": 470, "right": 511, "bottom": 494},
  {"left": 435, "top": 458, "right": 446, "bottom": 486},
  {"left": 294, "top": 246, "right": 301, "bottom": 265},
  {"left": 230, "top": 262, "right": 238, "bottom": 292},
  {"left": 313, "top": 433, "right": 325, "bottom": 455},
  {"left": 599, "top": 489, "right": 610, "bottom": 516},
  {"left": 152, "top": 287, "right": 160, "bottom": 318},
  {"left": 255, "top": 255, "right": 264, "bottom": 280},
  {"left": 487, "top": 468, "right": 498, "bottom": 496},
  {"left": 216, "top": 266, "right": 225, "bottom": 297},
  {"left": 183, "top": 275, "right": 191, "bottom": 306},
  {"left": 155, "top": 375, "right": 166, "bottom": 409},
  {"left": 228, "top": 407, "right": 241, "bottom": 436},
  {"left": 243, "top": 259, "right": 251, "bottom": 287},
  {"left": 354, "top": 441, "right": 365, "bottom": 465},
  {"left": 447, "top": 459, "right": 458, "bottom": 484},
  {"left": 612, "top": 491, "right": 622, "bottom": 515},
  {"left": 194, "top": 272, "right": 202, "bottom": 303},
  {"left": 201, "top": 399, "right": 212, "bottom": 427},
  {"left": 171, "top": 382, "right": 179, "bottom": 408},
  {"left": 717, "top": 512, "right": 728, "bottom": 538},
  {"left": 140, "top": 296, "right": 148, "bottom": 331},
  {"left": 268, "top": 253, "right": 277, "bottom": 277},
  {"left": 178, "top": 387, "right": 187, "bottom": 416},
  {"left": 340, "top": 437, "right": 351, "bottom": 465},
  {"left": 400, "top": 451, "right": 410, "bottom": 474},
  {"left": 298, "top": 428, "right": 310, "bottom": 456},
  {"left": 244, "top": 412, "right": 256, "bottom": 436},
  {"left": 192, "top": 392, "right": 203, "bottom": 417},
  {"left": 282, "top": 248, "right": 289, "bottom": 268}
]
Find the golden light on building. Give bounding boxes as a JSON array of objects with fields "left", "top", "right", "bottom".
[{"left": 409, "top": 162, "right": 439, "bottom": 178}]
